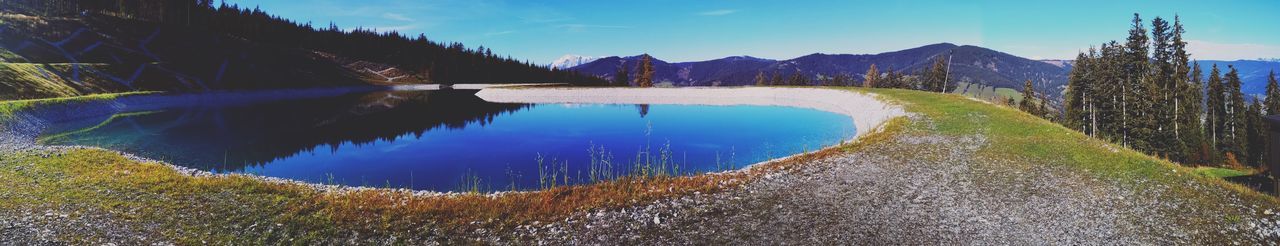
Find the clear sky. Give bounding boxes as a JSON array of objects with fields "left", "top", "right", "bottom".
[{"left": 225, "top": 0, "right": 1280, "bottom": 63}]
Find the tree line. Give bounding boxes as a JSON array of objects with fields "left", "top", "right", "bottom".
[
  {"left": 1062, "top": 13, "right": 1279, "bottom": 168},
  {"left": 2, "top": 0, "right": 606, "bottom": 85}
]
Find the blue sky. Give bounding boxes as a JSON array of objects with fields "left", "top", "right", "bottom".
[{"left": 225, "top": 0, "right": 1280, "bottom": 63}]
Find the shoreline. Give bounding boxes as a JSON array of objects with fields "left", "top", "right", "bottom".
[
  {"left": 1, "top": 86, "right": 904, "bottom": 196},
  {"left": 477, "top": 87, "right": 905, "bottom": 138}
]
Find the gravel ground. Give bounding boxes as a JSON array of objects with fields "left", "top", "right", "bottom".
[{"left": 509, "top": 116, "right": 1280, "bottom": 245}]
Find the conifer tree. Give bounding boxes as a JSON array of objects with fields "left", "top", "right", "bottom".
[
  {"left": 1064, "top": 52, "right": 1092, "bottom": 133},
  {"left": 1246, "top": 99, "right": 1266, "bottom": 167},
  {"left": 637, "top": 54, "right": 654, "bottom": 87},
  {"left": 754, "top": 71, "right": 767, "bottom": 86},
  {"left": 1122, "top": 13, "right": 1152, "bottom": 151},
  {"left": 614, "top": 65, "right": 630, "bottom": 87},
  {"left": 1039, "top": 94, "right": 1050, "bottom": 119},
  {"left": 1207, "top": 64, "right": 1225, "bottom": 150},
  {"left": 1183, "top": 63, "right": 1208, "bottom": 163},
  {"left": 1020, "top": 79, "right": 1037, "bottom": 114},
  {"left": 1266, "top": 70, "right": 1279, "bottom": 115},
  {"left": 1148, "top": 16, "right": 1177, "bottom": 157},
  {"left": 924, "top": 56, "right": 948, "bottom": 92},
  {"left": 770, "top": 72, "right": 783, "bottom": 86},
  {"left": 864, "top": 64, "right": 880, "bottom": 88},
  {"left": 1224, "top": 65, "right": 1249, "bottom": 161},
  {"left": 1170, "top": 16, "right": 1194, "bottom": 161}
]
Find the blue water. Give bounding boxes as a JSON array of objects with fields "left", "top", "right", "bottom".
[{"left": 35, "top": 89, "right": 855, "bottom": 191}]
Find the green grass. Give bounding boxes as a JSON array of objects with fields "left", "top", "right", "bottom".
[
  {"left": 0, "top": 63, "right": 82, "bottom": 99},
  {"left": 1193, "top": 167, "right": 1253, "bottom": 178},
  {"left": 0, "top": 47, "right": 28, "bottom": 62},
  {"left": 0, "top": 91, "right": 155, "bottom": 117},
  {"left": 857, "top": 87, "right": 1279, "bottom": 233},
  {"left": 952, "top": 82, "right": 1026, "bottom": 103}
]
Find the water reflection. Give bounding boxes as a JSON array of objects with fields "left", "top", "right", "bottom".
[
  {"left": 35, "top": 89, "right": 855, "bottom": 191},
  {"left": 41, "top": 90, "right": 528, "bottom": 172}
]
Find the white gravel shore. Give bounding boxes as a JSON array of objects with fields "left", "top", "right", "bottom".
[{"left": 476, "top": 87, "right": 905, "bottom": 138}]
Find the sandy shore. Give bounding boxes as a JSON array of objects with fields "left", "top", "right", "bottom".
[{"left": 476, "top": 87, "right": 905, "bottom": 138}]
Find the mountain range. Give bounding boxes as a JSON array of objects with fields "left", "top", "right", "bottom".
[
  {"left": 564, "top": 43, "right": 1070, "bottom": 97},
  {"left": 562, "top": 44, "right": 1280, "bottom": 99}
]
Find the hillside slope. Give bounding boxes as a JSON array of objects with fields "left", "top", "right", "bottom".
[{"left": 0, "top": 1, "right": 604, "bottom": 100}]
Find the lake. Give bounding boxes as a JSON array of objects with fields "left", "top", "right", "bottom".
[{"left": 31, "top": 88, "right": 856, "bottom": 191}]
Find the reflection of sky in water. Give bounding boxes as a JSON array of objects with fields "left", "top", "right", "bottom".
[{"left": 40, "top": 91, "right": 855, "bottom": 192}]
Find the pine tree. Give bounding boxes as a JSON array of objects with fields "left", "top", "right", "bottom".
[
  {"left": 1207, "top": 64, "right": 1225, "bottom": 152},
  {"left": 754, "top": 71, "right": 767, "bottom": 86},
  {"left": 1039, "top": 93, "right": 1050, "bottom": 119},
  {"left": 1020, "top": 79, "right": 1037, "bottom": 114},
  {"left": 864, "top": 64, "right": 880, "bottom": 88},
  {"left": 770, "top": 72, "right": 783, "bottom": 86},
  {"left": 1122, "top": 13, "right": 1152, "bottom": 151},
  {"left": 1224, "top": 65, "right": 1249, "bottom": 162},
  {"left": 1148, "top": 16, "right": 1177, "bottom": 158},
  {"left": 1064, "top": 52, "right": 1092, "bottom": 133},
  {"left": 786, "top": 73, "right": 807, "bottom": 86},
  {"left": 1266, "top": 70, "right": 1279, "bottom": 115},
  {"left": 637, "top": 54, "right": 654, "bottom": 87},
  {"left": 1246, "top": 99, "right": 1266, "bottom": 167},
  {"left": 1170, "top": 15, "right": 1194, "bottom": 161},
  {"left": 1097, "top": 42, "right": 1125, "bottom": 142},
  {"left": 924, "top": 56, "right": 948, "bottom": 92},
  {"left": 1184, "top": 62, "right": 1208, "bottom": 164},
  {"left": 614, "top": 65, "right": 630, "bottom": 87}
]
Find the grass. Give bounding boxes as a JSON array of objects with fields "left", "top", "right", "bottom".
[
  {"left": 860, "top": 87, "right": 1279, "bottom": 239},
  {"left": 0, "top": 91, "right": 155, "bottom": 117},
  {"left": 1194, "top": 167, "right": 1254, "bottom": 178},
  {"left": 952, "top": 81, "right": 1026, "bottom": 104},
  {"left": 1, "top": 86, "right": 1276, "bottom": 243},
  {"left": 0, "top": 62, "right": 82, "bottom": 99}
]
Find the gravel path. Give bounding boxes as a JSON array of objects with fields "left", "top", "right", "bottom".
[{"left": 511, "top": 116, "right": 1280, "bottom": 244}]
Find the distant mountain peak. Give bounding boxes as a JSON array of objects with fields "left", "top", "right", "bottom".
[{"left": 550, "top": 54, "right": 601, "bottom": 69}]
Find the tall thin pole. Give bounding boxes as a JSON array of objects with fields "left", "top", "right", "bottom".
[{"left": 943, "top": 50, "right": 953, "bottom": 93}]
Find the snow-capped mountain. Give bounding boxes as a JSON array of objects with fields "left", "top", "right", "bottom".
[{"left": 550, "top": 54, "right": 601, "bottom": 69}]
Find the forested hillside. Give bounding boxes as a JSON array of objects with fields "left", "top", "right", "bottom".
[
  {"left": 1061, "top": 14, "right": 1279, "bottom": 170},
  {"left": 0, "top": 0, "right": 604, "bottom": 100}
]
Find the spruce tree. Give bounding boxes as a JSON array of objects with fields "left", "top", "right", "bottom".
[
  {"left": 1038, "top": 94, "right": 1050, "bottom": 119},
  {"left": 1148, "top": 16, "right": 1177, "bottom": 157},
  {"left": 637, "top": 54, "right": 654, "bottom": 87},
  {"left": 754, "top": 71, "right": 767, "bottom": 86},
  {"left": 925, "top": 56, "right": 948, "bottom": 92},
  {"left": 1171, "top": 16, "right": 1194, "bottom": 161},
  {"left": 1266, "top": 70, "right": 1279, "bottom": 115},
  {"left": 1020, "top": 79, "right": 1037, "bottom": 114},
  {"left": 1122, "top": 13, "right": 1152, "bottom": 151},
  {"left": 1184, "top": 63, "right": 1208, "bottom": 163},
  {"left": 864, "top": 64, "right": 880, "bottom": 88},
  {"left": 1207, "top": 64, "right": 1225, "bottom": 151},
  {"left": 1246, "top": 99, "right": 1266, "bottom": 167},
  {"left": 1065, "top": 52, "right": 1092, "bottom": 132},
  {"left": 614, "top": 66, "right": 630, "bottom": 87},
  {"left": 1224, "top": 65, "right": 1249, "bottom": 162}
]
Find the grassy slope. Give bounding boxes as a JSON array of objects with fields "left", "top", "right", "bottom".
[
  {"left": 0, "top": 91, "right": 154, "bottom": 116},
  {"left": 0, "top": 87, "right": 1275, "bottom": 243},
  {"left": 953, "top": 81, "right": 1024, "bottom": 103},
  {"left": 0, "top": 63, "right": 83, "bottom": 99}
]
